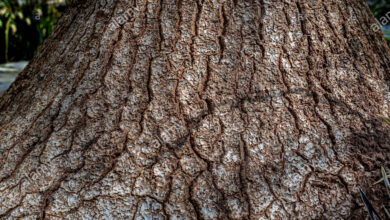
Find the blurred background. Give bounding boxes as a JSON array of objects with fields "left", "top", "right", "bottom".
[
  {"left": 369, "top": 0, "right": 390, "bottom": 41},
  {"left": 0, "top": 0, "right": 68, "bottom": 63},
  {"left": 0, "top": 0, "right": 67, "bottom": 94},
  {"left": 0, "top": 0, "right": 389, "bottom": 94}
]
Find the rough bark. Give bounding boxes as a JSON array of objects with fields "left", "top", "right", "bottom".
[{"left": 1, "top": 0, "right": 390, "bottom": 219}]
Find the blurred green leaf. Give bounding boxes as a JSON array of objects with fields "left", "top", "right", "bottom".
[
  {"left": 10, "top": 23, "right": 17, "bottom": 34},
  {"left": 25, "top": 17, "right": 31, "bottom": 26},
  {"left": 0, "top": 8, "right": 7, "bottom": 16},
  {"left": 378, "top": 114, "right": 390, "bottom": 125},
  {"left": 381, "top": 167, "right": 390, "bottom": 198},
  {"left": 16, "top": 11, "right": 23, "bottom": 19},
  {"left": 36, "top": 8, "right": 43, "bottom": 16}
]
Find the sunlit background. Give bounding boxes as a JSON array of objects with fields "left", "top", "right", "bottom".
[{"left": 0, "top": 0, "right": 389, "bottom": 94}]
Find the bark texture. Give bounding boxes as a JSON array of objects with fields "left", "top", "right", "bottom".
[{"left": 1, "top": 0, "right": 390, "bottom": 219}]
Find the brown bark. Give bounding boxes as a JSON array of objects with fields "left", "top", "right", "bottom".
[{"left": 1, "top": 0, "right": 390, "bottom": 219}]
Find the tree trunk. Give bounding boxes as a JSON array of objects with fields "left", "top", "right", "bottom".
[{"left": 1, "top": 0, "right": 390, "bottom": 219}]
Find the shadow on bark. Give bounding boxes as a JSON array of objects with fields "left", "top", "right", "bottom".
[{"left": 345, "top": 118, "right": 390, "bottom": 219}]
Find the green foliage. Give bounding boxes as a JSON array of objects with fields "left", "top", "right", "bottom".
[
  {"left": 378, "top": 114, "right": 390, "bottom": 125},
  {"left": 382, "top": 29, "right": 390, "bottom": 42},
  {"left": 369, "top": 0, "right": 390, "bottom": 18},
  {"left": 0, "top": 0, "right": 28, "bottom": 62},
  {"left": 0, "top": 0, "right": 67, "bottom": 62},
  {"left": 361, "top": 116, "right": 390, "bottom": 219},
  {"left": 381, "top": 167, "right": 390, "bottom": 198},
  {"left": 368, "top": 0, "right": 390, "bottom": 43}
]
